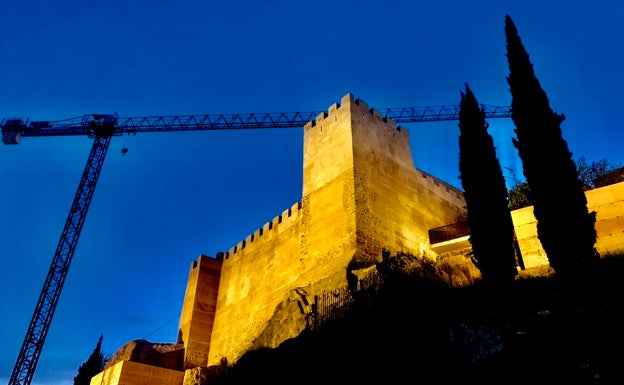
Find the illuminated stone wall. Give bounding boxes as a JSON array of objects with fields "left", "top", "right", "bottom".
[
  {"left": 95, "top": 93, "right": 471, "bottom": 384},
  {"left": 206, "top": 202, "right": 305, "bottom": 366},
  {"left": 590, "top": 182, "right": 624, "bottom": 255},
  {"left": 512, "top": 181, "right": 624, "bottom": 269},
  {"left": 177, "top": 254, "right": 222, "bottom": 369},
  {"left": 205, "top": 93, "right": 467, "bottom": 366},
  {"left": 347, "top": 95, "right": 466, "bottom": 261},
  {"left": 89, "top": 360, "right": 184, "bottom": 385}
]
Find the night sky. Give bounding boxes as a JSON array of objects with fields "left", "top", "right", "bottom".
[{"left": 1, "top": 1, "right": 623, "bottom": 384}]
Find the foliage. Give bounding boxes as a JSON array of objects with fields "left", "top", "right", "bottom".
[
  {"left": 508, "top": 157, "right": 620, "bottom": 210},
  {"left": 508, "top": 181, "right": 533, "bottom": 210},
  {"left": 457, "top": 84, "right": 518, "bottom": 286},
  {"left": 505, "top": 14, "right": 598, "bottom": 276},
  {"left": 577, "top": 156, "right": 619, "bottom": 189},
  {"left": 346, "top": 252, "right": 375, "bottom": 271},
  {"left": 73, "top": 334, "right": 107, "bottom": 385},
  {"left": 375, "top": 250, "right": 449, "bottom": 288}
]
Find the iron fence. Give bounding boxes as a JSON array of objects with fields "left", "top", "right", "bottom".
[{"left": 306, "top": 272, "right": 382, "bottom": 331}]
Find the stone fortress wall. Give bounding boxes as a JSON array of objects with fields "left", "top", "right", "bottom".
[
  {"left": 204, "top": 201, "right": 306, "bottom": 368},
  {"left": 200, "top": 93, "right": 468, "bottom": 368},
  {"left": 92, "top": 92, "right": 624, "bottom": 385}
]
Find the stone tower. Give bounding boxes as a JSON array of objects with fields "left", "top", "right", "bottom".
[
  {"left": 92, "top": 93, "right": 624, "bottom": 385},
  {"left": 92, "top": 93, "right": 468, "bottom": 385},
  {"left": 302, "top": 93, "right": 466, "bottom": 275},
  {"left": 202, "top": 93, "right": 467, "bottom": 367},
  {"left": 177, "top": 255, "right": 222, "bottom": 369}
]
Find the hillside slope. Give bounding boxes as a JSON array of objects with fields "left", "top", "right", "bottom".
[{"left": 207, "top": 255, "right": 624, "bottom": 385}]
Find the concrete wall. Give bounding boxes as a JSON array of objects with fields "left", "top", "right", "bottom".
[
  {"left": 90, "top": 360, "right": 184, "bottom": 385},
  {"left": 512, "top": 181, "right": 624, "bottom": 269}
]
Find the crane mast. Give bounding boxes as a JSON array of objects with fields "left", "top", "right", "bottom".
[
  {"left": 1, "top": 103, "right": 511, "bottom": 385},
  {"left": 6, "top": 115, "right": 117, "bottom": 385},
  {"left": 8, "top": 135, "right": 112, "bottom": 385}
]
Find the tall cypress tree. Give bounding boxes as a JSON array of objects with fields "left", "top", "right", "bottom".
[
  {"left": 458, "top": 84, "right": 518, "bottom": 286},
  {"left": 74, "top": 334, "right": 107, "bottom": 385},
  {"left": 504, "top": 15, "right": 598, "bottom": 276}
]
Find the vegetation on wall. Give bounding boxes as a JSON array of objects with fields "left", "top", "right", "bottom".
[
  {"left": 504, "top": 14, "right": 598, "bottom": 276},
  {"left": 457, "top": 84, "right": 518, "bottom": 286},
  {"left": 577, "top": 157, "right": 621, "bottom": 189},
  {"left": 507, "top": 181, "right": 533, "bottom": 210}
]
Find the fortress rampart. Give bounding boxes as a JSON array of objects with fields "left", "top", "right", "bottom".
[
  {"left": 223, "top": 201, "right": 303, "bottom": 259},
  {"left": 206, "top": 200, "right": 305, "bottom": 366},
  {"left": 94, "top": 93, "right": 472, "bottom": 384},
  {"left": 93, "top": 92, "right": 624, "bottom": 385},
  {"left": 200, "top": 93, "right": 468, "bottom": 367}
]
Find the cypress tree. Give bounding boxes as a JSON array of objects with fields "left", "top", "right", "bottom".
[
  {"left": 504, "top": 15, "right": 598, "bottom": 276},
  {"left": 74, "top": 334, "right": 107, "bottom": 385},
  {"left": 458, "top": 84, "right": 518, "bottom": 286}
]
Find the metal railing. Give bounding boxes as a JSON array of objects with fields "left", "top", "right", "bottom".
[
  {"left": 428, "top": 221, "right": 471, "bottom": 244},
  {"left": 305, "top": 273, "right": 382, "bottom": 331}
]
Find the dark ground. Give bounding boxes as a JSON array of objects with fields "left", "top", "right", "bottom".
[{"left": 208, "top": 255, "right": 624, "bottom": 385}]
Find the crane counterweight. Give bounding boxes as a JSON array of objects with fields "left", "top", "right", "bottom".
[{"left": 1, "top": 118, "right": 29, "bottom": 144}]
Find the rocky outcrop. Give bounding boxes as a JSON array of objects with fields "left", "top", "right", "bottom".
[
  {"left": 250, "top": 288, "right": 310, "bottom": 350},
  {"left": 104, "top": 339, "right": 185, "bottom": 371}
]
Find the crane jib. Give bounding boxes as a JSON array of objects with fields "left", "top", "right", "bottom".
[{"left": 1, "top": 105, "right": 511, "bottom": 145}]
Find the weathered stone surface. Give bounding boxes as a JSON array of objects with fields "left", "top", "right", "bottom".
[
  {"left": 182, "top": 367, "right": 209, "bottom": 385},
  {"left": 205, "top": 93, "right": 467, "bottom": 367},
  {"left": 178, "top": 254, "right": 221, "bottom": 369},
  {"left": 437, "top": 252, "right": 481, "bottom": 287},
  {"left": 250, "top": 286, "right": 319, "bottom": 351}
]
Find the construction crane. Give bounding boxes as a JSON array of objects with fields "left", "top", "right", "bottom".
[{"left": 1, "top": 103, "right": 511, "bottom": 385}]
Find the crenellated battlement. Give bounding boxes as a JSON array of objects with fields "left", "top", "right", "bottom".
[
  {"left": 304, "top": 93, "right": 401, "bottom": 132},
  {"left": 97, "top": 93, "right": 476, "bottom": 384},
  {"left": 95, "top": 91, "right": 624, "bottom": 385},
  {"left": 223, "top": 201, "right": 303, "bottom": 258},
  {"left": 418, "top": 169, "right": 465, "bottom": 203}
]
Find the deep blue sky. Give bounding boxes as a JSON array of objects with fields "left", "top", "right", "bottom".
[{"left": 1, "top": 1, "right": 623, "bottom": 384}]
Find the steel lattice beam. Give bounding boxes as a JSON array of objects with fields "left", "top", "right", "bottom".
[
  {"left": 8, "top": 135, "right": 111, "bottom": 385},
  {"left": 1, "top": 105, "right": 511, "bottom": 142}
]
